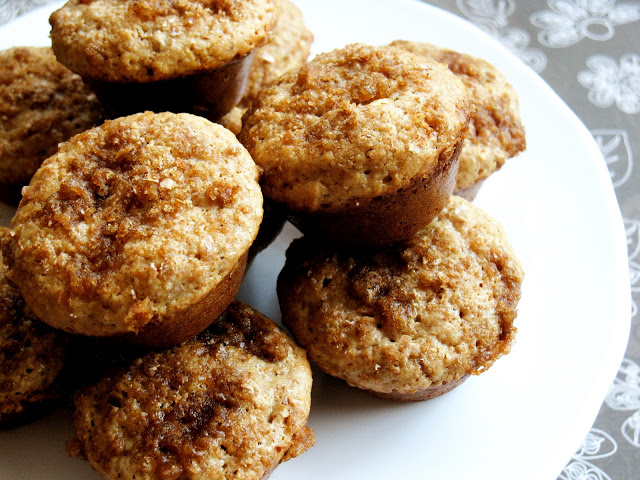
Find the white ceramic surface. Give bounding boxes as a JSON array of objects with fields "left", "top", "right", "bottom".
[{"left": 0, "top": 1, "right": 631, "bottom": 479}]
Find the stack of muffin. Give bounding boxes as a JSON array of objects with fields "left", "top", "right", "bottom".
[{"left": 0, "top": 0, "right": 525, "bottom": 479}]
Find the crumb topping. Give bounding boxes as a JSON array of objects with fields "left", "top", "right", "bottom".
[
  {"left": 239, "top": 43, "right": 470, "bottom": 210},
  {"left": 50, "top": 0, "right": 279, "bottom": 82}
]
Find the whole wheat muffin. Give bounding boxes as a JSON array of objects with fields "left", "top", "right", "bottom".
[
  {"left": 239, "top": 43, "right": 471, "bottom": 247},
  {"left": 68, "top": 301, "right": 314, "bottom": 480},
  {"left": 0, "top": 46, "right": 103, "bottom": 203},
  {"left": 5, "top": 112, "right": 262, "bottom": 348},
  {"left": 49, "top": 0, "right": 279, "bottom": 120},
  {"left": 390, "top": 41, "right": 526, "bottom": 200},
  {"left": 0, "top": 228, "right": 69, "bottom": 427},
  {"left": 278, "top": 196, "right": 524, "bottom": 401},
  {"left": 219, "top": 0, "right": 313, "bottom": 135}
]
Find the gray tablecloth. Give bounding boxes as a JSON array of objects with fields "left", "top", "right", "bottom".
[
  {"left": 1, "top": 0, "right": 638, "bottom": 478},
  {"left": 425, "top": 1, "right": 639, "bottom": 478}
]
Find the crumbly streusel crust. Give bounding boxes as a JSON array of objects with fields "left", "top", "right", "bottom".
[
  {"left": 6, "top": 112, "right": 262, "bottom": 338},
  {"left": 391, "top": 41, "right": 526, "bottom": 192},
  {"left": 0, "top": 228, "right": 68, "bottom": 427},
  {"left": 49, "top": 0, "right": 279, "bottom": 83},
  {"left": 238, "top": 43, "right": 471, "bottom": 211},
  {"left": 278, "top": 196, "right": 524, "bottom": 398},
  {"left": 69, "top": 301, "right": 314, "bottom": 480},
  {"left": 0, "top": 46, "right": 102, "bottom": 189}
]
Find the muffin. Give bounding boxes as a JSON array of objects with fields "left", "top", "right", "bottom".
[
  {"left": 49, "top": 0, "right": 279, "bottom": 120},
  {"left": 68, "top": 301, "right": 314, "bottom": 480},
  {"left": 219, "top": 0, "right": 313, "bottom": 135},
  {"left": 278, "top": 196, "right": 524, "bottom": 401},
  {"left": 239, "top": 43, "right": 471, "bottom": 247},
  {"left": 0, "top": 46, "right": 103, "bottom": 204},
  {"left": 0, "top": 227, "right": 70, "bottom": 427},
  {"left": 390, "top": 40, "right": 526, "bottom": 200},
  {"left": 5, "top": 112, "right": 262, "bottom": 348}
]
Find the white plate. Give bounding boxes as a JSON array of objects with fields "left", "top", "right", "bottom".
[{"left": 0, "top": 1, "right": 631, "bottom": 479}]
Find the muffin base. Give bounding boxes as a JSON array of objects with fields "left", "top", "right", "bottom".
[
  {"left": 90, "top": 53, "right": 255, "bottom": 122},
  {"left": 284, "top": 138, "right": 463, "bottom": 248},
  {"left": 120, "top": 251, "right": 249, "bottom": 349},
  {"left": 365, "top": 375, "right": 468, "bottom": 402}
]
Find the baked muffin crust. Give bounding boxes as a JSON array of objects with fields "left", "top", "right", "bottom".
[
  {"left": 239, "top": 43, "right": 471, "bottom": 211},
  {"left": 6, "top": 112, "right": 262, "bottom": 339},
  {"left": 0, "top": 46, "right": 102, "bottom": 190},
  {"left": 278, "top": 196, "right": 524, "bottom": 399},
  {"left": 69, "top": 301, "right": 314, "bottom": 480},
  {"left": 0, "top": 228, "right": 69, "bottom": 426},
  {"left": 49, "top": 0, "right": 279, "bottom": 83},
  {"left": 391, "top": 41, "right": 526, "bottom": 193}
]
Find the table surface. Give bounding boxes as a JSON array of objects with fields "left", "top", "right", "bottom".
[{"left": 1, "top": 0, "right": 638, "bottom": 478}]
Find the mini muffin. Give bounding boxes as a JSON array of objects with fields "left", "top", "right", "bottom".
[
  {"left": 239, "top": 43, "right": 471, "bottom": 247},
  {"left": 5, "top": 112, "right": 262, "bottom": 348},
  {"left": 390, "top": 40, "right": 526, "bottom": 200},
  {"left": 68, "top": 301, "right": 314, "bottom": 480},
  {"left": 219, "top": 0, "right": 313, "bottom": 135},
  {"left": 278, "top": 196, "right": 524, "bottom": 401},
  {"left": 0, "top": 46, "right": 103, "bottom": 203},
  {"left": 0, "top": 228, "right": 69, "bottom": 427},
  {"left": 49, "top": 0, "right": 279, "bottom": 120}
]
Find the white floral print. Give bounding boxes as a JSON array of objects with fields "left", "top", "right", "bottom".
[
  {"left": 592, "top": 129, "right": 634, "bottom": 187},
  {"left": 558, "top": 429, "right": 616, "bottom": 480},
  {"left": 531, "top": 0, "right": 640, "bottom": 48},
  {"left": 578, "top": 53, "right": 640, "bottom": 114},
  {"left": 456, "top": 0, "right": 548, "bottom": 71},
  {"left": 605, "top": 358, "right": 640, "bottom": 447}
]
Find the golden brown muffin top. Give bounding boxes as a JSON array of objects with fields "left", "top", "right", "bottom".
[
  {"left": 278, "top": 196, "right": 524, "bottom": 396},
  {"left": 238, "top": 43, "right": 471, "bottom": 211},
  {"left": 49, "top": 0, "right": 279, "bottom": 83},
  {"left": 241, "top": 0, "right": 313, "bottom": 108},
  {"left": 69, "top": 301, "right": 314, "bottom": 480},
  {"left": 390, "top": 41, "right": 526, "bottom": 191},
  {"left": 0, "top": 46, "right": 103, "bottom": 188},
  {"left": 0, "top": 228, "right": 68, "bottom": 426},
  {"left": 6, "top": 112, "right": 262, "bottom": 337}
]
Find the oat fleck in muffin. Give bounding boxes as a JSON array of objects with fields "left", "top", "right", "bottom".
[
  {"left": 278, "top": 196, "right": 524, "bottom": 401},
  {"left": 391, "top": 41, "right": 526, "bottom": 200},
  {"left": 5, "top": 112, "right": 262, "bottom": 348},
  {"left": 0, "top": 46, "right": 103, "bottom": 203},
  {"left": 68, "top": 301, "right": 314, "bottom": 480},
  {"left": 0, "top": 228, "right": 69, "bottom": 427},
  {"left": 219, "top": 0, "right": 314, "bottom": 135},
  {"left": 49, "top": 0, "right": 279, "bottom": 120},
  {"left": 239, "top": 43, "right": 471, "bottom": 247}
]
